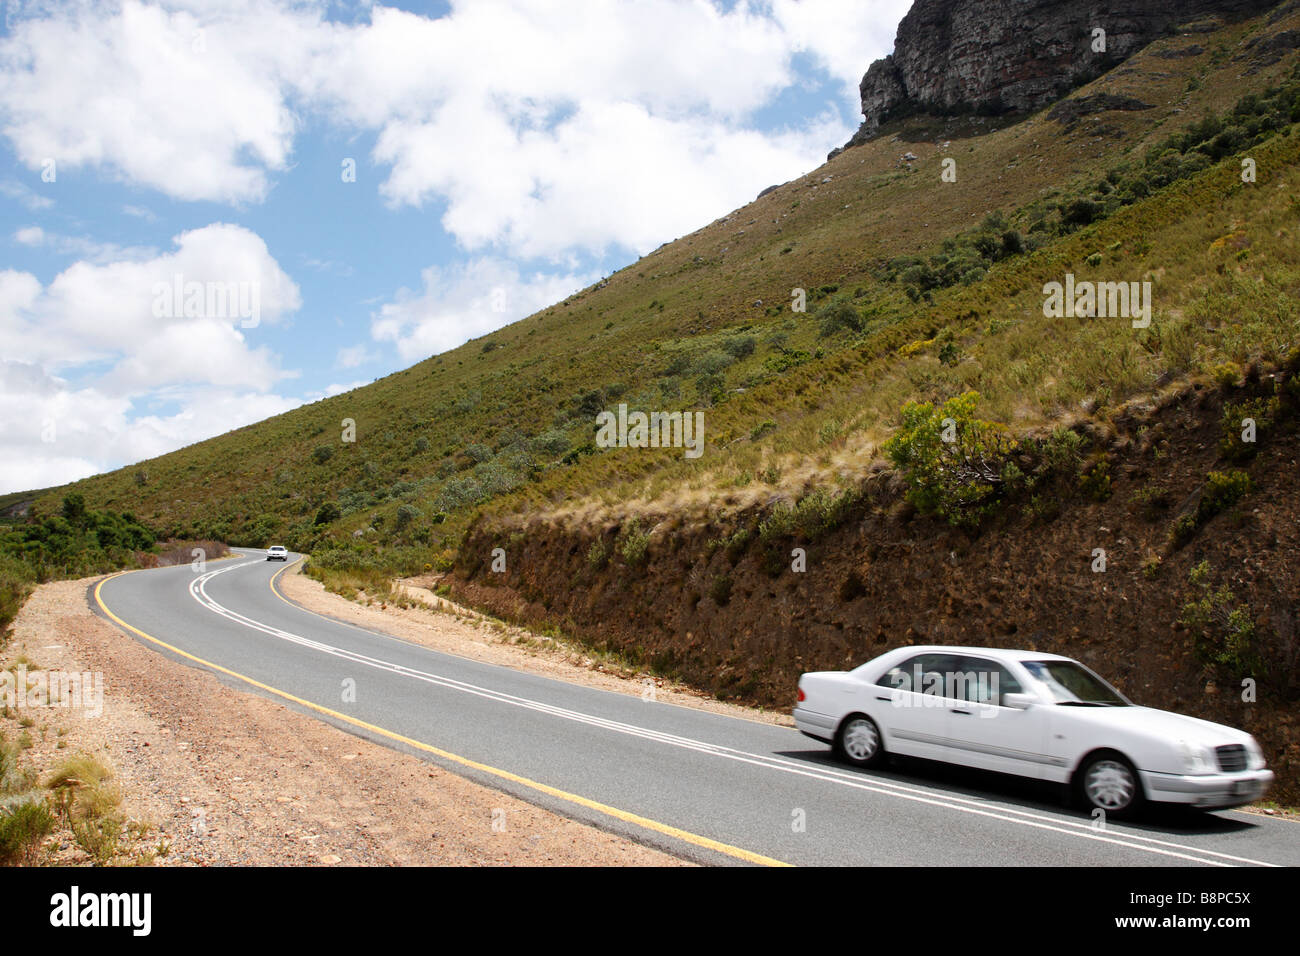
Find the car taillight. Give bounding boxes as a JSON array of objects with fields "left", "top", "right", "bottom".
[{"left": 797, "top": 686, "right": 806, "bottom": 702}]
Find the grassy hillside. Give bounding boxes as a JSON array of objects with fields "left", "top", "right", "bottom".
[{"left": 20, "top": 5, "right": 1300, "bottom": 574}]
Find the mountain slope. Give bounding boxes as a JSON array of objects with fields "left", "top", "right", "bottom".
[
  {"left": 26, "top": 3, "right": 1300, "bottom": 562},
  {"left": 15, "top": 2, "right": 1300, "bottom": 803}
]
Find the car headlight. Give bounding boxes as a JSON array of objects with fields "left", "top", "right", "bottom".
[
  {"left": 1245, "top": 737, "right": 1266, "bottom": 770},
  {"left": 1177, "top": 739, "right": 1216, "bottom": 774}
]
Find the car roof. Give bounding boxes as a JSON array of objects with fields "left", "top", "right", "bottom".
[{"left": 884, "top": 645, "right": 1075, "bottom": 664}]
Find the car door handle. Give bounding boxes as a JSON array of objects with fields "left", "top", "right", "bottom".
[
  {"left": 876, "top": 696, "right": 893, "bottom": 702},
  {"left": 952, "top": 709, "right": 971, "bottom": 715}
]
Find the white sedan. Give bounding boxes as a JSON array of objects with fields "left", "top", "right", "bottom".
[
  {"left": 265, "top": 545, "right": 289, "bottom": 561},
  {"left": 794, "top": 646, "right": 1273, "bottom": 816}
]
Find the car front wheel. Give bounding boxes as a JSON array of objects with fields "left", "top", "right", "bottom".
[
  {"left": 835, "top": 714, "right": 884, "bottom": 768},
  {"left": 1078, "top": 752, "right": 1143, "bottom": 818}
]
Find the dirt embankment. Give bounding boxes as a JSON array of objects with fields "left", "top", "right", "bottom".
[
  {"left": 456, "top": 376, "right": 1300, "bottom": 804},
  {"left": 1, "top": 577, "right": 686, "bottom": 866}
]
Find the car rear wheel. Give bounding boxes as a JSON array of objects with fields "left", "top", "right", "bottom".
[
  {"left": 835, "top": 714, "right": 884, "bottom": 768},
  {"left": 1078, "top": 752, "right": 1143, "bottom": 818}
]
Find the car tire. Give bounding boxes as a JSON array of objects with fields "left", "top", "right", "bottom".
[
  {"left": 834, "top": 714, "right": 885, "bottom": 768},
  {"left": 1076, "top": 751, "right": 1144, "bottom": 819}
]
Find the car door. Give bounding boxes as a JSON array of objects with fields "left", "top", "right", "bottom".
[
  {"left": 871, "top": 653, "right": 962, "bottom": 760},
  {"left": 942, "top": 655, "right": 1051, "bottom": 779}
]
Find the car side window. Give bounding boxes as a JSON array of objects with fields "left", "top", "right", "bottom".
[
  {"left": 877, "top": 654, "right": 960, "bottom": 698},
  {"left": 946, "top": 656, "right": 1023, "bottom": 704}
]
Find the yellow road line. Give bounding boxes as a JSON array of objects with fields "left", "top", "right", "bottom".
[{"left": 93, "top": 569, "right": 790, "bottom": 867}]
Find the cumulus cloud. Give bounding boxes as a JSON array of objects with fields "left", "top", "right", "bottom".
[
  {"left": 0, "top": 224, "right": 305, "bottom": 493},
  {"left": 0, "top": 1, "right": 898, "bottom": 256},
  {"left": 0, "top": 0, "right": 301, "bottom": 203},
  {"left": 770, "top": 0, "right": 912, "bottom": 98},
  {"left": 0, "top": 361, "right": 304, "bottom": 492},
  {"left": 370, "top": 257, "right": 599, "bottom": 363},
  {"left": 3, "top": 223, "right": 300, "bottom": 388}
]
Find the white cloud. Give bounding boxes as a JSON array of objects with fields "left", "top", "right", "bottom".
[
  {"left": 3, "top": 222, "right": 300, "bottom": 387},
  {"left": 0, "top": 361, "right": 304, "bottom": 493},
  {"left": 371, "top": 257, "right": 598, "bottom": 363},
  {"left": 315, "top": 380, "right": 368, "bottom": 399},
  {"left": 0, "top": 225, "right": 306, "bottom": 492},
  {"left": 0, "top": 1, "right": 902, "bottom": 256},
  {"left": 375, "top": 99, "right": 846, "bottom": 259},
  {"left": 0, "top": 179, "right": 54, "bottom": 210},
  {"left": 11, "top": 225, "right": 156, "bottom": 263},
  {"left": 0, "top": 0, "right": 300, "bottom": 203},
  {"left": 335, "top": 343, "right": 378, "bottom": 369},
  {"left": 770, "top": 0, "right": 912, "bottom": 98}
]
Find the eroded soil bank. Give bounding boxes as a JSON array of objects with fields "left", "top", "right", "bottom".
[{"left": 456, "top": 377, "right": 1300, "bottom": 804}]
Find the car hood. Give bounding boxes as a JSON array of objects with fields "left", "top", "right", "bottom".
[{"left": 1058, "top": 704, "right": 1251, "bottom": 746}]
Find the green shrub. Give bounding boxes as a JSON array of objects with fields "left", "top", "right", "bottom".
[
  {"left": 1079, "top": 460, "right": 1113, "bottom": 502},
  {"left": 0, "top": 796, "right": 54, "bottom": 865},
  {"left": 1180, "top": 561, "right": 1263, "bottom": 681},
  {"left": 0, "top": 554, "right": 35, "bottom": 647},
  {"left": 721, "top": 335, "right": 757, "bottom": 360},
  {"left": 586, "top": 538, "right": 610, "bottom": 571},
  {"left": 314, "top": 502, "right": 341, "bottom": 526},
  {"left": 1169, "top": 470, "right": 1252, "bottom": 547},
  {"left": 618, "top": 520, "right": 651, "bottom": 567},
  {"left": 1219, "top": 397, "right": 1278, "bottom": 461},
  {"left": 394, "top": 504, "right": 421, "bottom": 532},
  {"left": 883, "top": 391, "right": 1017, "bottom": 527},
  {"left": 816, "top": 298, "right": 863, "bottom": 337},
  {"left": 311, "top": 445, "right": 334, "bottom": 464},
  {"left": 1210, "top": 361, "right": 1242, "bottom": 387},
  {"left": 1203, "top": 469, "right": 1252, "bottom": 514}
]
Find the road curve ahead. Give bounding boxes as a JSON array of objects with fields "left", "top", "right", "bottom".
[{"left": 92, "top": 550, "right": 1299, "bottom": 867}]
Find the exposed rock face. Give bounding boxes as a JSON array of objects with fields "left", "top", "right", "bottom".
[{"left": 836, "top": 0, "right": 1279, "bottom": 153}]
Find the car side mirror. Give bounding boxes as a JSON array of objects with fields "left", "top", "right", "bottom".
[{"left": 1002, "top": 693, "right": 1035, "bottom": 710}]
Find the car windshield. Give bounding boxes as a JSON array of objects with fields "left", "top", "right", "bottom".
[{"left": 1022, "top": 660, "right": 1129, "bottom": 706}]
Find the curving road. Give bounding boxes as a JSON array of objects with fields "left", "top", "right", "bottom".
[{"left": 91, "top": 549, "right": 1300, "bottom": 867}]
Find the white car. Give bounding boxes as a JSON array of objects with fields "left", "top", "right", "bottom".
[
  {"left": 794, "top": 646, "right": 1273, "bottom": 816},
  {"left": 265, "top": 545, "right": 289, "bottom": 561}
]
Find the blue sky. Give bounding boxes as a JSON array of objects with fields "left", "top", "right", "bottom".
[{"left": 0, "top": 0, "right": 910, "bottom": 493}]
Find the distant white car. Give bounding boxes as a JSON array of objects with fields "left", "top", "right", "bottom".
[
  {"left": 794, "top": 646, "right": 1273, "bottom": 816},
  {"left": 265, "top": 545, "right": 289, "bottom": 561}
]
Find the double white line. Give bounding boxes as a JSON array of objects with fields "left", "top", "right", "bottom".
[{"left": 189, "top": 559, "right": 1278, "bottom": 868}]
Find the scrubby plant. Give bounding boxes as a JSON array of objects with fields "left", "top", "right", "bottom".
[
  {"left": 1180, "top": 561, "right": 1263, "bottom": 682},
  {"left": 883, "top": 391, "right": 1017, "bottom": 528},
  {"left": 1079, "top": 460, "right": 1113, "bottom": 502},
  {"left": 1219, "top": 397, "right": 1279, "bottom": 461},
  {"left": 1169, "top": 470, "right": 1252, "bottom": 547},
  {"left": 0, "top": 794, "right": 53, "bottom": 865},
  {"left": 394, "top": 503, "right": 422, "bottom": 532},
  {"left": 46, "top": 755, "right": 125, "bottom": 866},
  {"left": 586, "top": 537, "right": 610, "bottom": 571},
  {"left": 617, "top": 520, "right": 651, "bottom": 567}
]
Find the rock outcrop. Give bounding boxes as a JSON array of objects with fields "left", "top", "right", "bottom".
[{"left": 833, "top": 0, "right": 1279, "bottom": 155}]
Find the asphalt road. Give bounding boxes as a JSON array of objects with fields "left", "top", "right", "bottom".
[{"left": 92, "top": 549, "right": 1300, "bottom": 866}]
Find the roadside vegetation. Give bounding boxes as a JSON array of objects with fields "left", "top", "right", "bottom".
[
  {"left": 0, "top": 727, "right": 143, "bottom": 866},
  {"left": 0, "top": 494, "right": 228, "bottom": 649}
]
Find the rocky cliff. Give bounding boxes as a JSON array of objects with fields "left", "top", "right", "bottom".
[{"left": 835, "top": 0, "right": 1280, "bottom": 154}]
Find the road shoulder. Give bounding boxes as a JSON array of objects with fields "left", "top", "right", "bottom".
[{"left": 0, "top": 574, "right": 688, "bottom": 866}]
